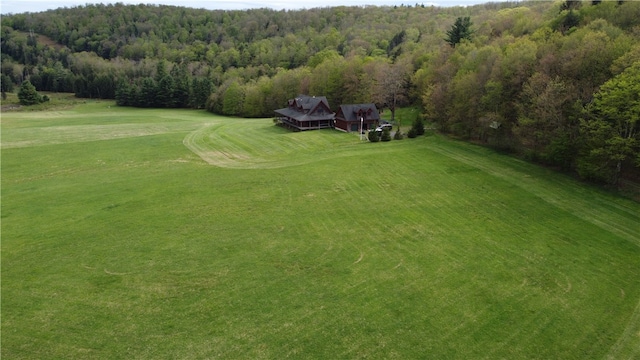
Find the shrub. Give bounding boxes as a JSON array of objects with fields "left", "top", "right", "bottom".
[
  {"left": 368, "top": 130, "right": 380, "bottom": 142},
  {"left": 407, "top": 128, "right": 417, "bottom": 138},
  {"left": 381, "top": 128, "right": 392, "bottom": 142},
  {"left": 412, "top": 116, "right": 425, "bottom": 136},
  {"left": 394, "top": 127, "right": 404, "bottom": 140}
]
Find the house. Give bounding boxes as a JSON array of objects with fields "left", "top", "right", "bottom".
[
  {"left": 334, "top": 103, "right": 381, "bottom": 133},
  {"left": 274, "top": 95, "right": 335, "bottom": 131}
]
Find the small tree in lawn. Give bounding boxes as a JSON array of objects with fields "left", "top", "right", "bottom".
[
  {"left": 374, "top": 60, "right": 411, "bottom": 124},
  {"left": 381, "top": 128, "right": 392, "bottom": 142},
  {"left": 18, "top": 80, "right": 43, "bottom": 105},
  {"left": 368, "top": 130, "right": 380, "bottom": 142},
  {"left": 412, "top": 115, "right": 425, "bottom": 136},
  {"left": 394, "top": 126, "right": 404, "bottom": 140}
]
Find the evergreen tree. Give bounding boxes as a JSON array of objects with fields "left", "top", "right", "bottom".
[
  {"left": 152, "top": 60, "right": 170, "bottom": 107},
  {"left": 559, "top": 9, "right": 580, "bottom": 34},
  {"left": 156, "top": 75, "right": 175, "bottom": 108},
  {"left": 73, "top": 75, "right": 90, "bottom": 98},
  {"left": 445, "top": 17, "right": 473, "bottom": 47},
  {"left": 17, "top": 80, "right": 42, "bottom": 105},
  {"left": 368, "top": 130, "right": 380, "bottom": 142},
  {"left": 412, "top": 115, "right": 425, "bottom": 136},
  {"left": 393, "top": 126, "right": 404, "bottom": 140},
  {"left": 1, "top": 74, "right": 14, "bottom": 99},
  {"left": 380, "top": 128, "right": 392, "bottom": 142},
  {"left": 171, "top": 63, "right": 190, "bottom": 108},
  {"left": 138, "top": 77, "right": 157, "bottom": 108},
  {"left": 190, "top": 77, "right": 213, "bottom": 109},
  {"left": 561, "top": 0, "right": 582, "bottom": 11},
  {"left": 115, "top": 79, "right": 132, "bottom": 106},
  {"left": 94, "top": 73, "right": 116, "bottom": 99}
]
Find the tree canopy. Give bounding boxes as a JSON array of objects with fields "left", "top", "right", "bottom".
[{"left": 579, "top": 62, "right": 640, "bottom": 184}]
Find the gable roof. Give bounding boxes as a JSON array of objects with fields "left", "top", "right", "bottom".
[
  {"left": 290, "top": 95, "right": 330, "bottom": 113},
  {"left": 275, "top": 107, "right": 334, "bottom": 122},
  {"left": 336, "top": 104, "right": 380, "bottom": 122},
  {"left": 275, "top": 95, "right": 334, "bottom": 122}
]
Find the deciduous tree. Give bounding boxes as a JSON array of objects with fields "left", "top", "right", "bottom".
[
  {"left": 514, "top": 73, "right": 577, "bottom": 167},
  {"left": 374, "top": 60, "right": 412, "bottom": 123},
  {"left": 222, "top": 81, "right": 244, "bottom": 116},
  {"left": 578, "top": 62, "right": 640, "bottom": 184}
]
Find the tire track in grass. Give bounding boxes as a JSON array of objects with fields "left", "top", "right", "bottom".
[
  {"left": 348, "top": 139, "right": 635, "bottom": 356},
  {"left": 2, "top": 122, "right": 199, "bottom": 149},
  {"left": 189, "top": 120, "right": 295, "bottom": 167},
  {"left": 426, "top": 138, "right": 640, "bottom": 358},
  {"left": 428, "top": 139, "right": 640, "bottom": 248},
  {"left": 606, "top": 297, "right": 640, "bottom": 360},
  {"left": 185, "top": 121, "right": 640, "bottom": 356},
  {"left": 183, "top": 122, "right": 253, "bottom": 168},
  {"left": 329, "top": 154, "right": 509, "bottom": 354},
  {"left": 183, "top": 120, "right": 387, "bottom": 169}
]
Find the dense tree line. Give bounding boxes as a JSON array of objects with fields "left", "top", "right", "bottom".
[
  {"left": 418, "top": 1, "right": 640, "bottom": 186},
  {"left": 114, "top": 60, "right": 212, "bottom": 108},
  {"left": 1, "top": 1, "right": 639, "bottom": 188},
  {"left": 0, "top": 1, "right": 521, "bottom": 108},
  {"left": 1, "top": 3, "right": 488, "bottom": 66}
]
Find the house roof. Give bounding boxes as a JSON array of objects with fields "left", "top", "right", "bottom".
[
  {"left": 275, "top": 95, "right": 335, "bottom": 122},
  {"left": 291, "top": 95, "right": 330, "bottom": 112},
  {"left": 336, "top": 104, "right": 380, "bottom": 122},
  {"left": 274, "top": 107, "right": 334, "bottom": 122}
]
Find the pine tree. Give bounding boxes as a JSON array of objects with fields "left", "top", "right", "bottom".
[
  {"left": 559, "top": 10, "right": 580, "bottom": 34},
  {"left": 115, "top": 79, "right": 132, "bottom": 106},
  {"left": 381, "top": 128, "right": 392, "bottom": 142},
  {"left": 1, "top": 74, "right": 14, "bottom": 99},
  {"left": 138, "top": 77, "right": 157, "bottom": 108},
  {"left": 190, "top": 78, "right": 213, "bottom": 109},
  {"left": 156, "top": 75, "right": 175, "bottom": 108},
  {"left": 445, "top": 17, "right": 473, "bottom": 47},
  {"left": 17, "top": 80, "right": 42, "bottom": 105},
  {"left": 171, "top": 63, "right": 190, "bottom": 108},
  {"left": 411, "top": 115, "right": 425, "bottom": 136}
]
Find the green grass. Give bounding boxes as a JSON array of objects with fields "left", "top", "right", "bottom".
[
  {"left": 1, "top": 91, "right": 87, "bottom": 112},
  {"left": 380, "top": 106, "right": 422, "bottom": 128},
  {"left": 2, "top": 101, "right": 640, "bottom": 359}
]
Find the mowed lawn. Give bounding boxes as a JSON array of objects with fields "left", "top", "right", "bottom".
[{"left": 2, "top": 101, "right": 639, "bottom": 359}]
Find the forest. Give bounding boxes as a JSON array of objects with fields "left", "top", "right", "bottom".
[{"left": 1, "top": 0, "right": 639, "bottom": 189}]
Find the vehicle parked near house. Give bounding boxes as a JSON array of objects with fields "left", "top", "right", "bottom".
[{"left": 375, "top": 123, "right": 393, "bottom": 132}]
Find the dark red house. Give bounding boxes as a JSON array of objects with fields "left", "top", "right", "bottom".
[
  {"left": 334, "top": 104, "right": 381, "bottom": 133},
  {"left": 274, "top": 95, "right": 335, "bottom": 131}
]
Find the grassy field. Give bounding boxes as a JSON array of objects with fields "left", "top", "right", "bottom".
[{"left": 2, "top": 100, "right": 640, "bottom": 359}]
